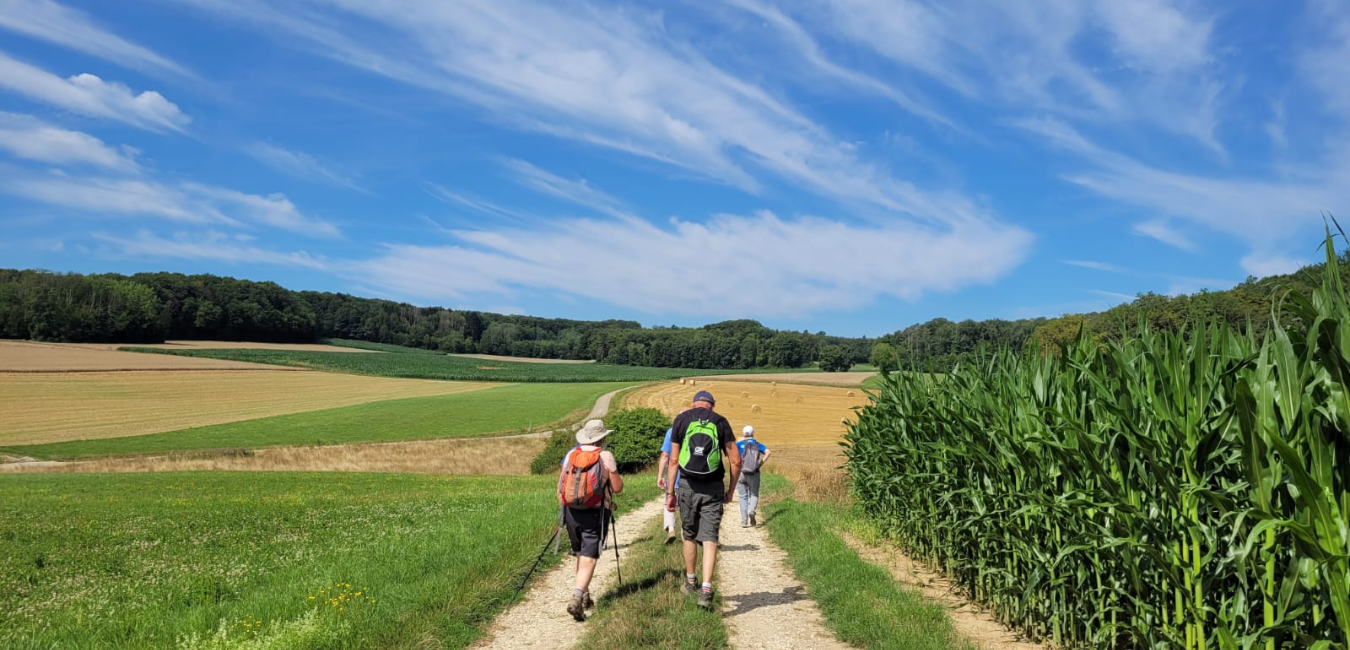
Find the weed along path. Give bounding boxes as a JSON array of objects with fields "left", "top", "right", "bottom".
[
  {"left": 474, "top": 498, "right": 666, "bottom": 650},
  {"left": 719, "top": 493, "right": 855, "bottom": 650}
]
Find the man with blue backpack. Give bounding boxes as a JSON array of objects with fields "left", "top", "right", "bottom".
[
  {"left": 736, "top": 425, "right": 771, "bottom": 527},
  {"left": 665, "top": 390, "right": 741, "bottom": 611}
]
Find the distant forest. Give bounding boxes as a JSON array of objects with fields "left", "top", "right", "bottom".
[{"left": 1, "top": 256, "right": 1344, "bottom": 371}]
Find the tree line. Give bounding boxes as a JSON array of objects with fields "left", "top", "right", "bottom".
[{"left": 1, "top": 255, "right": 1342, "bottom": 371}]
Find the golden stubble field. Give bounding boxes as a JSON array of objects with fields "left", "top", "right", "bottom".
[
  {"left": 0, "top": 371, "right": 501, "bottom": 445},
  {"left": 0, "top": 340, "right": 310, "bottom": 372}
]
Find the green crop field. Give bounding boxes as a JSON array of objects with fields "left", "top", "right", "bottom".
[
  {"left": 0, "top": 471, "right": 659, "bottom": 650},
  {"left": 1, "top": 382, "right": 630, "bottom": 460},
  {"left": 118, "top": 347, "right": 804, "bottom": 382},
  {"left": 321, "top": 339, "right": 446, "bottom": 354}
]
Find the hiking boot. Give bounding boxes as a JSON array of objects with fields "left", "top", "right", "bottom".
[
  {"left": 583, "top": 591, "right": 594, "bottom": 609},
  {"left": 681, "top": 577, "right": 697, "bottom": 595},
  {"left": 749, "top": 513, "right": 757, "bottom": 526},
  {"left": 740, "top": 517, "right": 749, "bottom": 528},
  {"left": 697, "top": 587, "right": 714, "bottom": 611},
  {"left": 567, "top": 593, "right": 586, "bottom": 622},
  {"left": 664, "top": 530, "right": 677, "bottom": 545}
]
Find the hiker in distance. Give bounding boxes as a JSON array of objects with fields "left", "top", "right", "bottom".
[
  {"left": 558, "top": 419, "right": 624, "bottom": 622},
  {"left": 666, "top": 390, "right": 741, "bottom": 611},
  {"left": 736, "top": 425, "right": 771, "bottom": 527},
  {"left": 656, "top": 426, "right": 679, "bottom": 544}
]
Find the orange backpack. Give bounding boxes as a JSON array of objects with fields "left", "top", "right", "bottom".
[{"left": 558, "top": 447, "right": 608, "bottom": 509}]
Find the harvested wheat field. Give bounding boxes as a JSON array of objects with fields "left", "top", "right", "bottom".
[
  {"left": 0, "top": 371, "right": 500, "bottom": 445},
  {"left": 101, "top": 340, "right": 380, "bottom": 353},
  {"left": 0, "top": 340, "right": 301, "bottom": 372},
  {"left": 696, "top": 371, "right": 876, "bottom": 387},
  {"left": 0, "top": 435, "right": 544, "bottom": 475},
  {"left": 621, "top": 379, "right": 870, "bottom": 448}
]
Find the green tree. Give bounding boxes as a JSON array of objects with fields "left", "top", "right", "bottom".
[
  {"left": 818, "top": 345, "right": 852, "bottom": 372},
  {"left": 869, "top": 342, "right": 900, "bottom": 374}
]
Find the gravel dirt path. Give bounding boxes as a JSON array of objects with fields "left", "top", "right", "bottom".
[
  {"left": 473, "top": 498, "right": 665, "bottom": 650},
  {"left": 719, "top": 491, "right": 855, "bottom": 650}
]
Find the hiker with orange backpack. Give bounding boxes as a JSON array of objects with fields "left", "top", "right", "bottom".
[
  {"left": 558, "top": 419, "right": 624, "bottom": 622},
  {"left": 666, "top": 390, "right": 741, "bottom": 611}
]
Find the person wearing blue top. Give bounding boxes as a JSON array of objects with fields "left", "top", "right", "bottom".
[
  {"left": 657, "top": 427, "right": 680, "bottom": 543},
  {"left": 735, "top": 425, "right": 771, "bottom": 527}
]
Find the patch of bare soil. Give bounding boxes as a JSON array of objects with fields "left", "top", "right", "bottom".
[
  {"left": 472, "top": 499, "right": 665, "bottom": 650},
  {"left": 841, "top": 533, "right": 1049, "bottom": 650},
  {"left": 0, "top": 340, "right": 299, "bottom": 372}
]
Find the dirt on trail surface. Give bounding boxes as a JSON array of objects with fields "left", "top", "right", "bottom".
[
  {"left": 842, "top": 534, "right": 1048, "bottom": 650},
  {"left": 473, "top": 498, "right": 665, "bottom": 650},
  {"left": 719, "top": 493, "right": 855, "bottom": 650}
]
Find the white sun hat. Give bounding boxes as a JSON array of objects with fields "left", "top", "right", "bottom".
[
  {"left": 742, "top": 425, "right": 754, "bottom": 438},
  {"left": 576, "top": 419, "right": 614, "bottom": 445}
]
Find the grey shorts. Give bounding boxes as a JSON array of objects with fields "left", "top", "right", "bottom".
[
  {"left": 564, "top": 507, "right": 607, "bottom": 559},
  {"left": 676, "top": 483, "right": 724, "bottom": 544}
]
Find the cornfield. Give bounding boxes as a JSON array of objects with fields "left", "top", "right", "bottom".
[{"left": 846, "top": 234, "right": 1349, "bottom": 650}]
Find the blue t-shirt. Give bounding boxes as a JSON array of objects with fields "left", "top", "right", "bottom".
[
  {"left": 660, "top": 428, "right": 680, "bottom": 488},
  {"left": 736, "top": 440, "right": 768, "bottom": 456}
]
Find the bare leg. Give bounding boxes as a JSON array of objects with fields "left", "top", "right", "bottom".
[
  {"left": 683, "top": 539, "right": 698, "bottom": 577},
  {"left": 701, "top": 541, "right": 718, "bottom": 585},
  {"left": 574, "top": 555, "right": 598, "bottom": 591}
]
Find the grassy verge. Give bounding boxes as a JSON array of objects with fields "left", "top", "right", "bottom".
[
  {"left": 0, "top": 471, "right": 654, "bottom": 650},
  {"left": 118, "top": 347, "right": 811, "bottom": 383},
  {"left": 761, "top": 474, "right": 973, "bottom": 650},
  {"left": 1, "top": 382, "right": 629, "bottom": 460},
  {"left": 577, "top": 513, "right": 728, "bottom": 649}
]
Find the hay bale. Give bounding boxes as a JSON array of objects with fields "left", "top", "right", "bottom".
[
  {"left": 793, "top": 395, "right": 803, "bottom": 403},
  {"left": 680, "top": 378, "right": 686, "bottom": 385},
  {"left": 689, "top": 380, "right": 696, "bottom": 386},
  {"left": 740, "top": 391, "right": 749, "bottom": 398},
  {"left": 751, "top": 404, "right": 761, "bottom": 413},
  {"left": 846, "top": 390, "right": 855, "bottom": 397},
  {"left": 840, "top": 417, "right": 849, "bottom": 425},
  {"left": 770, "top": 390, "right": 779, "bottom": 397}
]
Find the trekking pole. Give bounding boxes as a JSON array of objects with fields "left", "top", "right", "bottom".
[
  {"left": 610, "top": 508, "right": 623, "bottom": 588},
  {"left": 507, "top": 513, "right": 562, "bottom": 610}
]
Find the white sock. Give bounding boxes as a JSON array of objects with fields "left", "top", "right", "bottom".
[
  {"left": 686, "top": 574, "right": 696, "bottom": 582},
  {"left": 701, "top": 582, "right": 712, "bottom": 591}
]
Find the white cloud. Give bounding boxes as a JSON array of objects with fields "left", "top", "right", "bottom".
[
  {"left": 1087, "top": 289, "right": 1136, "bottom": 302},
  {"left": 424, "top": 183, "right": 533, "bottom": 223},
  {"left": 0, "top": 0, "right": 189, "bottom": 76},
  {"left": 0, "top": 52, "right": 190, "bottom": 132},
  {"left": 96, "top": 230, "right": 330, "bottom": 270},
  {"left": 355, "top": 210, "right": 1032, "bottom": 318},
  {"left": 1132, "top": 220, "right": 1196, "bottom": 251},
  {"left": 0, "top": 112, "right": 137, "bottom": 170},
  {"left": 2, "top": 171, "right": 339, "bottom": 237},
  {"left": 1240, "top": 252, "right": 1309, "bottom": 278},
  {"left": 160, "top": 0, "right": 999, "bottom": 229},
  {"left": 1301, "top": 4, "right": 1350, "bottom": 119},
  {"left": 501, "top": 158, "right": 636, "bottom": 222},
  {"left": 1063, "top": 260, "right": 1125, "bottom": 273},
  {"left": 244, "top": 142, "right": 364, "bottom": 191}
]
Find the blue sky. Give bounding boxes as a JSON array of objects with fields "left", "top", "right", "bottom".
[{"left": 1, "top": 0, "right": 1347, "bottom": 337}]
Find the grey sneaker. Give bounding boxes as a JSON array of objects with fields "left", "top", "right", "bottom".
[
  {"left": 567, "top": 593, "right": 586, "bottom": 621},
  {"left": 697, "top": 587, "right": 714, "bottom": 610},
  {"left": 681, "top": 577, "right": 697, "bottom": 595},
  {"left": 740, "top": 517, "right": 749, "bottom": 528}
]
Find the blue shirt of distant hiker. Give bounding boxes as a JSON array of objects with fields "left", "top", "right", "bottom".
[{"left": 735, "top": 439, "right": 768, "bottom": 456}]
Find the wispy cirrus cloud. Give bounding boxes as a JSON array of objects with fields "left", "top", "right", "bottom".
[
  {"left": 96, "top": 230, "right": 330, "bottom": 270},
  {"left": 356, "top": 208, "right": 1032, "bottom": 318},
  {"left": 244, "top": 142, "right": 364, "bottom": 192},
  {"left": 1063, "top": 260, "right": 1126, "bottom": 273},
  {"left": 500, "top": 158, "right": 635, "bottom": 221},
  {"left": 0, "top": 0, "right": 189, "bottom": 76},
  {"left": 0, "top": 112, "right": 138, "bottom": 170},
  {"left": 0, "top": 52, "right": 190, "bottom": 132},
  {"left": 2, "top": 171, "right": 340, "bottom": 237}
]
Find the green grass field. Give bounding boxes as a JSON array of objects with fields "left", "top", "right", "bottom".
[
  {"left": 0, "top": 471, "right": 660, "bottom": 650},
  {"left": 1, "top": 382, "right": 630, "bottom": 460},
  {"left": 761, "top": 474, "right": 972, "bottom": 650},
  {"left": 320, "top": 339, "right": 446, "bottom": 354},
  {"left": 118, "top": 347, "right": 806, "bottom": 383}
]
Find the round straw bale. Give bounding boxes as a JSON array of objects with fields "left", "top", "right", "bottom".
[
  {"left": 770, "top": 390, "right": 779, "bottom": 397},
  {"left": 793, "top": 395, "right": 803, "bottom": 403},
  {"left": 689, "top": 380, "right": 696, "bottom": 386},
  {"left": 840, "top": 417, "right": 849, "bottom": 425},
  {"left": 846, "top": 390, "right": 855, "bottom": 397},
  {"left": 751, "top": 404, "right": 761, "bottom": 413},
  {"left": 740, "top": 391, "right": 749, "bottom": 398},
  {"left": 680, "top": 378, "right": 686, "bottom": 385}
]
